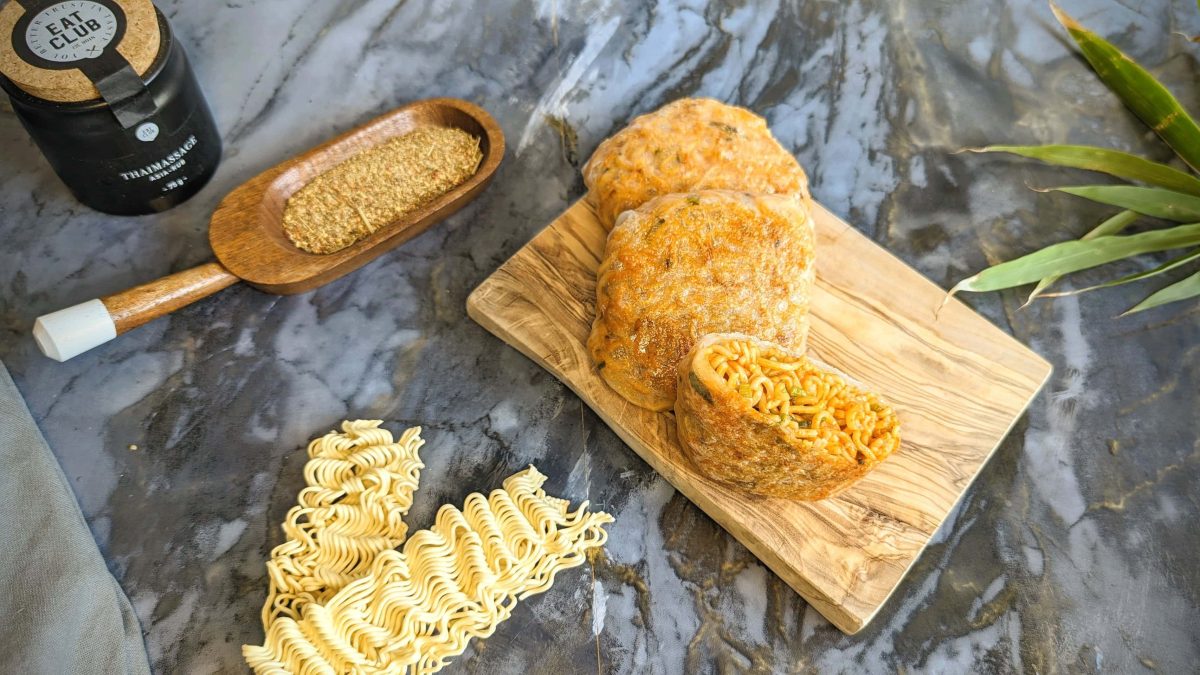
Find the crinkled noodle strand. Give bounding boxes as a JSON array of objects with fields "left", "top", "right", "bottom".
[
  {"left": 707, "top": 340, "right": 900, "bottom": 463},
  {"left": 244, "top": 421, "right": 612, "bottom": 674},
  {"left": 262, "top": 421, "right": 425, "bottom": 627}
]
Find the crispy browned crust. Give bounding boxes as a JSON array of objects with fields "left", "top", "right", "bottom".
[
  {"left": 582, "top": 98, "right": 811, "bottom": 230},
  {"left": 675, "top": 334, "right": 900, "bottom": 501},
  {"left": 588, "top": 191, "right": 815, "bottom": 411}
]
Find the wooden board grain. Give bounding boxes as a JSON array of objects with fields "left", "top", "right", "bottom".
[{"left": 466, "top": 199, "right": 1051, "bottom": 634}]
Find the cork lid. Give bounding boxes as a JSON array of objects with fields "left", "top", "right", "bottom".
[{"left": 0, "top": 0, "right": 159, "bottom": 103}]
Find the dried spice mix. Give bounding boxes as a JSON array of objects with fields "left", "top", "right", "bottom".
[{"left": 282, "top": 127, "right": 482, "bottom": 254}]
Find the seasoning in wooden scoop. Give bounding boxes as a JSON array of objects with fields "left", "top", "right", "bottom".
[{"left": 282, "top": 127, "right": 483, "bottom": 254}]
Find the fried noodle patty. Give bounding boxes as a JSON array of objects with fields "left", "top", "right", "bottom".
[
  {"left": 588, "top": 190, "right": 815, "bottom": 411},
  {"left": 583, "top": 98, "right": 811, "bottom": 230}
]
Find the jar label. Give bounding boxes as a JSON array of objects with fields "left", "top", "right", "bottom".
[
  {"left": 23, "top": 1, "right": 118, "bottom": 63},
  {"left": 117, "top": 132, "right": 199, "bottom": 184}
]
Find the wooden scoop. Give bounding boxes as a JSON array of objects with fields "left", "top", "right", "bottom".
[{"left": 33, "top": 98, "right": 505, "bottom": 361}]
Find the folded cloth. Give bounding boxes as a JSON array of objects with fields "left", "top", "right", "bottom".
[{"left": 0, "top": 360, "right": 151, "bottom": 675}]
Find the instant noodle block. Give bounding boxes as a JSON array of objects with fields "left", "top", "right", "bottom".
[{"left": 467, "top": 199, "right": 1051, "bottom": 634}]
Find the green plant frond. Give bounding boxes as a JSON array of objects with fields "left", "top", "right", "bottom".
[
  {"left": 1048, "top": 185, "right": 1200, "bottom": 222},
  {"left": 1026, "top": 209, "right": 1139, "bottom": 304},
  {"left": 971, "top": 145, "right": 1200, "bottom": 196},
  {"left": 951, "top": 222, "right": 1200, "bottom": 294},
  {"left": 1051, "top": 3, "right": 1200, "bottom": 172},
  {"left": 1121, "top": 270, "right": 1200, "bottom": 314},
  {"left": 1042, "top": 247, "right": 1200, "bottom": 297}
]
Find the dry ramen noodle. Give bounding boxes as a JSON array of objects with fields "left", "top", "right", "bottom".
[
  {"left": 261, "top": 420, "right": 425, "bottom": 626},
  {"left": 243, "top": 421, "right": 613, "bottom": 674}
]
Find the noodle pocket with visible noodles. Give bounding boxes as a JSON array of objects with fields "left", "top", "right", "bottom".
[{"left": 675, "top": 334, "right": 901, "bottom": 501}]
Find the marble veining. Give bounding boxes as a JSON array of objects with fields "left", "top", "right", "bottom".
[{"left": 1, "top": 0, "right": 1197, "bottom": 672}]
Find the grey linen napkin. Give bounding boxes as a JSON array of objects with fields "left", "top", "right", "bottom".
[{"left": 0, "top": 360, "right": 151, "bottom": 675}]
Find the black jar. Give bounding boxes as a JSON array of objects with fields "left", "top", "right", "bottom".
[{"left": 0, "top": 4, "right": 220, "bottom": 215}]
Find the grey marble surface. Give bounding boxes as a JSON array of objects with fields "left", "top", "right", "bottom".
[{"left": 2, "top": 0, "right": 1198, "bottom": 672}]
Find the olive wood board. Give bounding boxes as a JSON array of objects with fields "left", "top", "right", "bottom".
[{"left": 466, "top": 198, "right": 1051, "bottom": 634}]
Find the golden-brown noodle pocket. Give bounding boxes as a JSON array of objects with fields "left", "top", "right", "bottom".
[
  {"left": 676, "top": 334, "right": 900, "bottom": 500},
  {"left": 589, "top": 191, "right": 815, "bottom": 411},
  {"left": 583, "top": 98, "right": 810, "bottom": 230}
]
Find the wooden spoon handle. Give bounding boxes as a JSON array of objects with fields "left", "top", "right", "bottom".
[
  {"left": 101, "top": 261, "right": 240, "bottom": 333},
  {"left": 33, "top": 262, "right": 240, "bottom": 361}
]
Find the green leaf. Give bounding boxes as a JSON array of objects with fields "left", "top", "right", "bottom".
[
  {"left": 951, "top": 222, "right": 1200, "bottom": 294},
  {"left": 1043, "top": 247, "right": 1200, "bottom": 296},
  {"left": 972, "top": 145, "right": 1200, "bottom": 196},
  {"left": 1049, "top": 185, "right": 1200, "bottom": 222},
  {"left": 1052, "top": 4, "right": 1200, "bottom": 172},
  {"left": 1026, "top": 209, "right": 1138, "bottom": 303},
  {"left": 1122, "top": 270, "right": 1200, "bottom": 314}
]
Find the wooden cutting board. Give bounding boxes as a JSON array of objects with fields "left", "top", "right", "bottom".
[{"left": 466, "top": 198, "right": 1051, "bottom": 634}]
